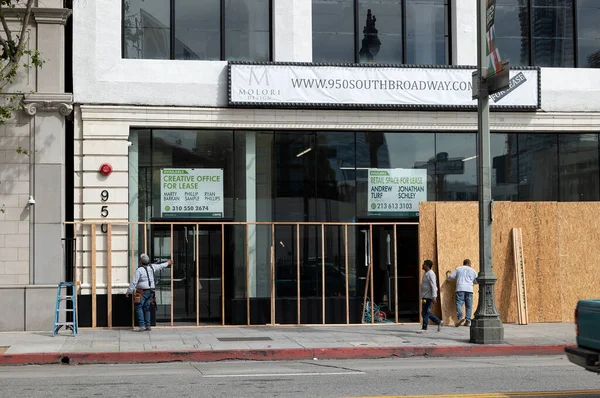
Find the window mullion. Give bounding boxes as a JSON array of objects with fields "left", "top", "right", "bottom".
[
  {"left": 402, "top": 0, "right": 407, "bottom": 64},
  {"left": 170, "top": 0, "right": 175, "bottom": 60},
  {"left": 573, "top": 0, "right": 579, "bottom": 67},
  {"left": 354, "top": 0, "right": 359, "bottom": 63},
  {"left": 221, "top": 0, "right": 226, "bottom": 60},
  {"left": 528, "top": 0, "right": 533, "bottom": 66}
]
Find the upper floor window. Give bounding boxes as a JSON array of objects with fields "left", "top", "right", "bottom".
[
  {"left": 312, "top": 0, "right": 450, "bottom": 65},
  {"left": 495, "top": 0, "right": 600, "bottom": 68},
  {"left": 123, "top": 0, "right": 271, "bottom": 61}
]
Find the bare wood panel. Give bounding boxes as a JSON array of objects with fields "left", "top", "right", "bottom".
[
  {"left": 170, "top": 223, "right": 174, "bottom": 327},
  {"left": 512, "top": 228, "right": 529, "bottom": 325},
  {"left": 345, "top": 225, "right": 349, "bottom": 325},
  {"left": 297, "top": 224, "right": 301, "bottom": 325},
  {"left": 435, "top": 203, "right": 479, "bottom": 326},
  {"left": 107, "top": 224, "right": 113, "bottom": 328},
  {"left": 271, "top": 224, "right": 275, "bottom": 325},
  {"left": 393, "top": 225, "right": 398, "bottom": 324},
  {"left": 246, "top": 224, "right": 250, "bottom": 326},
  {"left": 130, "top": 224, "right": 135, "bottom": 327},
  {"left": 558, "top": 203, "right": 600, "bottom": 322},
  {"left": 418, "top": 202, "right": 440, "bottom": 319},
  {"left": 91, "top": 224, "right": 97, "bottom": 329},
  {"left": 222, "top": 224, "right": 225, "bottom": 326},
  {"left": 196, "top": 224, "right": 200, "bottom": 327},
  {"left": 369, "top": 224, "right": 374, "bottom": 323},
  {"left": 322, "top": 224, "right": 325, "bottom": 325}
]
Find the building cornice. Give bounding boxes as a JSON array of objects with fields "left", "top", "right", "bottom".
[
  {"left": 79, "top": 105, "right": 600, "bottom": 132},
  {"left": 24, "top": 93, "right": 73, "bottom": 116},
  {"left": 32, "top": 7, "right": 72, "bottom": 25},
  {"left": 0, "top": 7, "right": 71, "bottom": 25}
]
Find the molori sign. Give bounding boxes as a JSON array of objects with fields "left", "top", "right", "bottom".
[{"left": 228, "top": 63, "right": 540, "bottom": 109}]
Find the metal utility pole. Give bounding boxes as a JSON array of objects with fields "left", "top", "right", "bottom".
[{"left": 470, "top": 0, "right": 504, "bottom": 344}]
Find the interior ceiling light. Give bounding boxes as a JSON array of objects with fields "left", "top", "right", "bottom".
[{"left": 296, "top": 147, "right": 313, "bottom": 158}]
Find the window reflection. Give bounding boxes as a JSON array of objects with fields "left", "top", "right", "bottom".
[
  {"left": 123, "top": 0, "right": 271, "bottom": 61},
  {"left": 532, "top": 0, "right": 574, "bottom": 67},
  {"left": 518, "top": 134, "right": 559, "bottom": 201},
  {"left": 434, "top": 134, "right": 477, "bottom": 201},
  {"left": 225, "top": 0, "right": 271, "bottom": 61},
  {"left": 577, "top": 0, "right": 600, "bottom": 68},
  {"left": 495, "top": 0, "right": 530, "bottom": 66},
  {"left": 313, "top": 0, "right": 355, "bottom": 63},
  {"left": 358, "top": 1, "right": 402, "bottom": 64},
  {"left": 405, "top": 0, "right": 448, "bottom": 65},
  {"left": 559, "top": 134, "right": 599, "bottom": 201},
  {"left": 491, "top": 133, "right": 519, "bottom": 200},
  {"left": 312, "top": 0, "right": 449, "bottom": 64},
  {"left": 124, "top": 0, "right": 170, "bottom": 59}
]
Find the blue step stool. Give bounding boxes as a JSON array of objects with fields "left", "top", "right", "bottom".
[{"left": 52, "top": 282, "right": 78, "bottom": 337}]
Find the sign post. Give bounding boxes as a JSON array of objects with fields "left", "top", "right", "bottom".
[{"left": 470, "top": 0, "right": 504, "bottom": 344}]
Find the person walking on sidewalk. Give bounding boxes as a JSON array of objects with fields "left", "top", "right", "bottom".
[
  {"left": 418, "top": 259, "right": 443, "bottom": 333},
  {"left": 447, "top": 258, "right": 478, "bottom": 327},
  {"left": 126, "top": 254, "right": 172, "bottom": 332}
]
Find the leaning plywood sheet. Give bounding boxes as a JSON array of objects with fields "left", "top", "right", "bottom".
[
  {"left": 435, "top": 202, "right": 479, "bottom": 326},
  {"left": 418, "top": 202, "right": 441, "bottom": 319},
  {"left": 512, "top": 228, "right": 528, "bottom": 325},
  {"left": 493, "top": 202, "right": 561, "bottom": 323},
  {"left": 558, "top": 203, "right": 600, "bottom": 322}
]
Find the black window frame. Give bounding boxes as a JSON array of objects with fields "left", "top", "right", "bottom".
[
  {"left": 121, "top": 0, "right": 273, "bottom": 61},
  {"left": 312, "top": 0, "right": 452, "bottom": 65},
  {"left": 496, "top": 0, "right": 600, "bottom": 68}
]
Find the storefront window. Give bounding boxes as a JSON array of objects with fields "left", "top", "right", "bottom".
[
  {"left": 434, "top": 133, "right": 477, "bottom": 201},
  {"left": 312, "top": 0, "right": 355, "bottom": 63},
  {"left": 559, "top": 134, "right": 599, "bottom": 201},
  {"left": 405, "top": 0, "right": 448, "bottom": 65},
  {"left": 495, "top": 0, "right": 530, "bottom": 67},
  {"left": 577, "top": 0, "right": 600, "bottom": 68},
  {"left": 491, "top": 133, "right": 519, "bottom": 201},
  {"left": 518, "top": 134, "right": 559, "bottom": 201}
]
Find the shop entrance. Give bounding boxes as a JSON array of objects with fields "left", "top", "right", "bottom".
[
  {"left": 150, "top": 224, "right": 226, "bottom": 325},
  {"left": 356, "top": 224, "right": 420, "bottom": 322}
]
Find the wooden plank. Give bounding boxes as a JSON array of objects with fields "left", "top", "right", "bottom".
[
  {"left": 196, "top": 224, "right": 200, "bottom": 327},
  {"left": 107, "top": 224, "right": 113, "bottom": 328},
  {"left": 221, "top": 224, "right": 225, "bottom": 326},
  {"left": 369, "top": 224, "right": 374, "bottom": 323},
  {"left": 321, "top": 224, "right": 325, "bottom": 325},
  {"left": 246, "top": 224, "right": 250, "bottom": 326},
  {"left": 344, "top": 225, "right": 349, "bottom": 325},
  {"left": 91, "top": 224, "right": 97, "bottom": 328},
  {"left": 170, "top": 223, "right": 174, "bottom": 327},
  {"left": 393, "top": 224, "right": 398, "bottom": 324},
  {"left": 271, "top": 223, "right": 275, "bottom": 325},
  {"left": 130, "top": 224, "right": 135, "bottom": 327},
  {"left": 513, "top": 228, "right": 529, "bottom": 325},
  {"left": 297, "top": 224, "right": 301, "bottom": 325}
]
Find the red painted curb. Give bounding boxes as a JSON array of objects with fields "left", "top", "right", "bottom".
[{"left": 0, "top": 344, "right": 576, "bottom": 366}]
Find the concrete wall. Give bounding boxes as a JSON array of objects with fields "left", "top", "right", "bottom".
[
  {"left": 0, "top": 2, "right": 72, "bottom": 331},
  {"left": 73, "top": 0, "right": 600, "bottom": 112}
]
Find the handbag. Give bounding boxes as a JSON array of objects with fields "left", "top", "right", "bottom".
[{"left": 133, "top": 288, "right": 143, "bottom": 304}]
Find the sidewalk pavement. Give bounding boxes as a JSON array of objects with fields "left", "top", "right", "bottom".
[{"left": 0, "top": 323, "right": 576, "bottom": 366}]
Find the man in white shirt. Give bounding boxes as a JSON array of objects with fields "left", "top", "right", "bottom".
[
  {"left": 417, "top": 259, "right": 443, "bottom": 333},
  {"left": 126, "top": 254, "right": 172, "bottom": 332},
  {"left": 447, "top": 258, "right": 478, "bottom": 327}
]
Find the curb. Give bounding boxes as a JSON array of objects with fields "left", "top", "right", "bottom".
[{"left": 0, "top": 344, "right": 575, "bottom": 366}]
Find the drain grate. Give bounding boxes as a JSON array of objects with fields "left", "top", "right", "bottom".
[{"left": 217, "top": 337, "right": 272, "bottom": 342}]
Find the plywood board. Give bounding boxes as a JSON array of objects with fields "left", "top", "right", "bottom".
[
  {"left": 418, "top": 202, "right": 441, "bottom": 319},
  {"left": 435, "top": 202, "right": 479, "bottom": 326},
  {"left": 558, "top": 203, "right": 600, "bottom": 322},
  {"left": 512, "top": 228, "right": 528, "bottom": 325}
]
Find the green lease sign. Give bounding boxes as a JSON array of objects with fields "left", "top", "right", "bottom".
[
  {"left": 160, "top": 168, "right": 224, "bottom": 218},
  {"left": 368, "top": 168, "right": 427, "bottom": 217}
]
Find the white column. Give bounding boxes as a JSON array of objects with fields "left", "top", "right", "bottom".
[
  {"left": 272, "top": 0, "right": 313, "bottom": 62},
  {"left": 451, "top": 0, "right": 477, "bottom": 65}
]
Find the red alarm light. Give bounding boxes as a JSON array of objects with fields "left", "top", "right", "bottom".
[{"left": 99, "top": 163, "right": 113, "bottom": 176}]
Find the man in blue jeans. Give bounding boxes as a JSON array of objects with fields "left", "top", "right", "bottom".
[
  {"left": 447, "top": 258, "right": 478, "bottom": 327},
  {"left": 126, "top": 254, "right": 172, "bottom": 332},
  {"left": 417, "top": 259, "right": 443, "bottom": 333}
]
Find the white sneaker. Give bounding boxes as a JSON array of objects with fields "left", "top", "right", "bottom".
[{"left": 437, "top": 321, "right": 444, "bottom": 332}]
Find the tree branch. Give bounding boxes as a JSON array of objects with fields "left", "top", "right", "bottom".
[
  {"left": 15, "top": 0, "right": 35, "bottom": 63},
  {"left": 0, "top": 6, "right": 13, "bottom": 59}
]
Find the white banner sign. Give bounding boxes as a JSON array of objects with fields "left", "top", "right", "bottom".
[
  {"left": 368, "top": 169, "right": 427, "bottom": 216},
  {"left": 160, "top": 168, "right": 223, "bottom": 218},
  {"left": 229, "top": 64, "right": 539, "bottom": 109}
]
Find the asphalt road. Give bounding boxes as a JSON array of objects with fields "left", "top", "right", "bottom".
[{"left": 0, "top": 356, "right": 598, "bottom": 397}]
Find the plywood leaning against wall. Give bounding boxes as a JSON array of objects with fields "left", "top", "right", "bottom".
[
  {"left": 558, "top": 203, "right": 600, "bottom": 322},
  {"left": 512, "top": 228, "right": 528, "bottom": 325},
  {"left": 418, "top": 202, "right": 441, "bottom": 319},
  {"left": 435, "top": 203, "right": 479, "bottom": 326}
]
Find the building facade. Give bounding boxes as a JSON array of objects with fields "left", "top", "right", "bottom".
[
  {"left": 71, "top": 0, "right": 600, "bottom": 328},
  {"left": 0, "top": 0, "right": 72, "bottom": 331}
]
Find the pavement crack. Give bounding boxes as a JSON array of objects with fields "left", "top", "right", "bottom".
[
  {"left": 300, "top": 361, "right": 363, "bottom": 373},
  {"left": 190, "top": 362, "right": 205, "bottom": 375}
]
